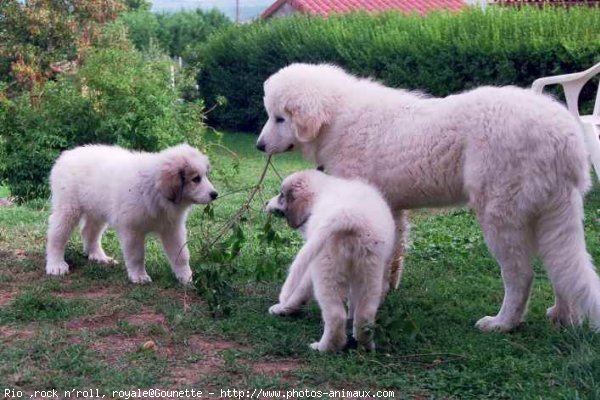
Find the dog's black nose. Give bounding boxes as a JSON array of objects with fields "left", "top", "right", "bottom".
[
  {"left": 210, "top": 191, "right": 218, "bottom": 200},
  {"left": 256, "top": 141, "right": 266, "bottom": 152}
]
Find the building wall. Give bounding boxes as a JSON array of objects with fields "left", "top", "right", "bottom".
[{"left": 269, "top": 2, "right": 298, "bottom": 18}]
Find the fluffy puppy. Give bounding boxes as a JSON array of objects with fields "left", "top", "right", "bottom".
[
  {"left": 45, "top": 144, "right": 217, "bottom": 284},
  {"left": 257, "top": 63, "right": 600, "bottom": 333},
  {"left": 265, "top": 170, "right": 395, "bottom": 352}
]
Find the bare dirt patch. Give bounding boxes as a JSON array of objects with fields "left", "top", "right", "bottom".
[
  {"left": 12, "top": 249, "right": 27, "bottom": 260},
  {"left": 0, "top": 250, "right": 45, "bottom": 281},
  {"left": 0, "top": 288, "right": 18, "bottom": 306},
  {"left": 169, "top": 362, "right": 220, "bottom": 385},
  {"left": 70, "top": 307, "right": 296, "bottom": 386},
  {"left": 57, "top": 287, "right": 116, "bottom": 300},
  {"left": 89, "top": 333, "right": 177, "bottom": 365},
  {"left": 125, "top": 308, "right": 167, "bottom": 326},
  {"left": 167, "top": 335, "right": 250, "bottom": 385},
  {"left": 90, "top": 334, "right": 148, "bottom": 362},
  {"left": 187, "top": 335, "right": 245, "bottom": 353},
  {"left": 157, "top": 289, "right": 204, "bottom": 311},
  {"left": 0, "top": 324, "right": 36, "bottom": 341},
  {"left": 89, "top": 332, "right": 233, "bottom": 367},
  {"left": 252, "top": 359, "right": 301, "bottom": 376},
  {"left": 81, "top": 309, "right": 172, "bottom": 363},
  {"left": 65, "top": 314, "right": 118, "bottom": 331},
  {"left": 66, "top": 307, "right": 166, "bottom": 332},
  {"left": 0, "top": 249, "right": 30, "bottom": 262}
]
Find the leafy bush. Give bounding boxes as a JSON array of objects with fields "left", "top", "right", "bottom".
[
  {"left": 0, "top": 25, "right": 205, "bottom": 201},
  {"left": 120, "top": 8, "right": 231, "bottom": 57},
  {"left": 196, "top": 7, "right": 600, "bottom": 132}
]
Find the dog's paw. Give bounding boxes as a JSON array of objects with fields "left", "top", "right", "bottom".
[
  {"left": 88, "top": 253, "right": 118, "bottom": 265},
  {"left": 309, "top": 339, "right": 346, "bottom": 352},
  {"left": 46, "top": 261, "right": 69, "bottom": 276},
  {"left": 268, "top": 303, "right": 285, "bottom": 315},
  {"left": 176, "top": 270, "right": 193, "bottom": 285},
  {"left": 309, "top": 342, "right": 322, "bottom": 351},
  {"left": 546, "top": 305, "right": 578, "bottom": 327},
  {"left": 129, "top": 273, "right": 152, "bottom": 284},
  {"left": 475, "top": 316, "right": 517, "bottom": 332},
  {"left": 268, "top": 303, "right": 299, "bottom": 316},
  {"left": 174, "top": 265, "right": 193, "bottom": 285}
]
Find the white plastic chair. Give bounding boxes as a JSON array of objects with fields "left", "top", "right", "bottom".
[{"left": 532, "top": 62, "right": 600, "bottom": 182}]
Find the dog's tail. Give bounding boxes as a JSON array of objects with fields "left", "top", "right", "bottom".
[
  {"left": 285, "top": 218, "right": 360, "bottom": 273},
  {"left": 536, "top": 189, "right": 600, "bottom": 330}
]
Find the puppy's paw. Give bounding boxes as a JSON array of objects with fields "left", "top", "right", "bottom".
[
  {"left": 309, "top": 338, "right": 346, "bottom": 352},
  {"left": 176, "top": 270, "right": 193, "bottom": 285},
  {"left": 129, "top": 273, "right": 152, "bottom": 284},
  {"left": 268, "top": 303, "right": 300, "bottom": 316},
  {"left": 268, "top": 303, "right": 285, "bottom": 315},
  {"left": 475, "top": 316, "right": 517, "bottom": 332},
  {"left": 88, "top": 253, "right": 118, "bottom": 265},
  {"left": 46, "top": 261, "right": 69, "bottom": 276}
]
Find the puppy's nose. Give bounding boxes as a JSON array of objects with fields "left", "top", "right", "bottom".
[
  {"left": 256, "top": 141, "right": 266, "bottom": 152},
  {"left": 210, "top": 191, "right": 218, "bottom": 200}
]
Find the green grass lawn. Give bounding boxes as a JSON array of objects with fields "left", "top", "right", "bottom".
[{"left": 1, "top": 132, "right": 599, "bottom": 399}]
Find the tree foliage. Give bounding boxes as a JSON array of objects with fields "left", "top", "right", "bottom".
[
  {"left": 120, "top": 8, "right": 232, "bottom": 58},
  {"left": 0, "top": 0, "right": 127, "bottom": 96}
]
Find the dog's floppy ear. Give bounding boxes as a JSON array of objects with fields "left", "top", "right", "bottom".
[
  {"left": 158, "top": 158, "right": 187, "bottom": 204},
  {"left": 284, "top": 184, "right": 312, "bottom": 229},
  {"left": 285, "top": 96, "right": 329, "bottom": 143}
]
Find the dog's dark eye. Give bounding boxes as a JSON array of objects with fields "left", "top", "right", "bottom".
[
  {"left": 192, "top": 176, "right": 201, "bottom": 183},
  {"left": 275, "top": 116, "right": 285, "bottom": 123}
]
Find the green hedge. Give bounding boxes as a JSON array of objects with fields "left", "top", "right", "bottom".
[{"left": 197, "top": 7, "right": 600, "bottom": 133}]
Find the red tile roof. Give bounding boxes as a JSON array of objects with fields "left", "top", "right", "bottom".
[{"left": 261, "top": 0, "right": 466, "bottom": 18}]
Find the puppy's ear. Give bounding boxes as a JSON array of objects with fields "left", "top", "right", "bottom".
[
  {"left": 285, "top": 185, "right": 312, "bottom": 229},
  {"left": 158, "top": 158, "right": 186, "bottom": 204},
  {"left": 285, "top": 96, "right": 329, "bottom": 143}
]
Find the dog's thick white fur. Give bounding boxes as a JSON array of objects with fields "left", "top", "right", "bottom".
[
  {"left": 257, "top": 63, "right": 600, "bottom": 332},
  {"left": 265, "top": 170, "right": 395, "bottom": 351},
  {"left": 46, "top": 144, "right": 218, "bottom": 284}
]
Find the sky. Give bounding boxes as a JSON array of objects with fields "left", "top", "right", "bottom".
[{"left": 150, "top": 0, "right": 274, "bottom": 20}]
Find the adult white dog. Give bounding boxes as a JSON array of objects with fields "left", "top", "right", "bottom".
[
  {"left": 257, "top": 63, "right": 600, "bottom": 332},
  {"left": 265, "top": 170, "right": 395, "bottom": 351},
  {"left": 45, "top": 144, "right": 218, "bottom": 284}
]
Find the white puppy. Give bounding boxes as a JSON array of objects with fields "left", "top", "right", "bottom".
[
  {"left": 45, "top": 144, "right": 218, "bottom": 284},
  {"left": 265, "top": 170, "right": 395, "bottom": 352},
  {"left": 257, "top": 63, "right": 600, "bottom": 332}
]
